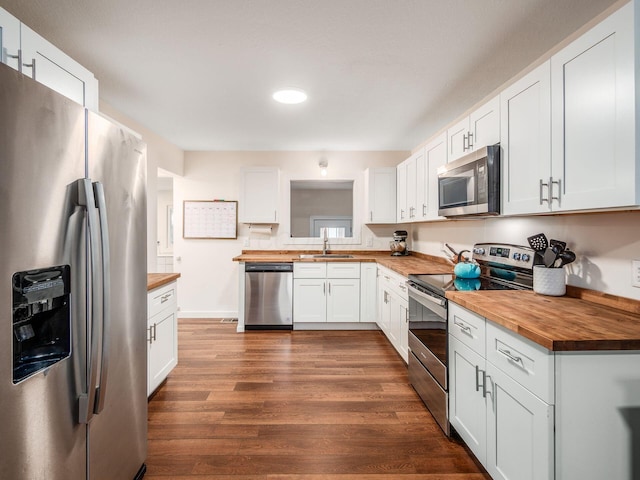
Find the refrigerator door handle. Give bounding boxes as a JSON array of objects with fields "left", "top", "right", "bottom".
[
  {"left": 77, "top": 178, "right": 102, "bottom": 424},
  {"left": 92, "top": 181, "right": 110, "bottom": 414}
]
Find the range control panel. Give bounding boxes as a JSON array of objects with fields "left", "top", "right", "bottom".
[{"left": 471, "top": 243, "right": 537, "bottom": 271}]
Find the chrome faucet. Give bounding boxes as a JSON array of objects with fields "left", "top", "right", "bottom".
[{"left": 322, "top": 229, "right": 329, "bottom": 255}]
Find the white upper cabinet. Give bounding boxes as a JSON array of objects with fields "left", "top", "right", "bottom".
[
  {"left": 396, "top": 161, "right": 408, "bottom": 222},
  {"left": 420, "top": 132, "right": 448, "bottom": 221},
  {"left": 0, "top": 8, "right": 98, "bottom": 111},
  {"left": 364, "top": 167, "right": 396, "bottom": 223},
  {"left": 501, "top": 62, "right": 552, "bottom": 215},
  {"left": 405, "top": 152, "right": 419, "bottom": 220},
  {"left": 550, "top": 1, "right": 637, "bottom": 211},
  {"left": 447, "top": 96, "right": 500, "bottom": 162},
  {"left": 21, "top": 25, "right": 99, "bottom": 111},
  {"left": 396, "top": 150, "right": 421, "bottom": 223},
  {"left": 0, "top": 8, "right": 20, "bottom": 71},
  {"left": 239, "top": 167, "right": 280, "bottom": 223}
]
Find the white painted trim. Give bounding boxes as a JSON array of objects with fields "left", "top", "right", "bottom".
[
  {"left": 177, "top": 310, "right": 238, "bottom": 319},
  {"left": 281, "top": 170, "right": 364, "bottom": 245},
  {"left": 293, "top": 322, "right": 379, "bottom": 331}
]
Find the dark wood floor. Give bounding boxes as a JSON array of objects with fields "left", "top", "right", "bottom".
[{"left": 145, "top": 320, "right": 490, "bottom": 479}]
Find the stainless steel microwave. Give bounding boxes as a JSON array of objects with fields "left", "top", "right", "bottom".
[{"left": 437, "top": 144, "right": 500, "bottom": 217}]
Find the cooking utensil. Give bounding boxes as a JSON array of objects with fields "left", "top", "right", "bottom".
[
  {"left": 441, "top": 249, "right": 456, "bottom": 264},
  {"left": 554, "top": 249, "right": 576, "bottom": 268},
  {"left": 544, "top": 247, "right": 558, "bottom": 268},
  {"left": 527, "top": 233, "right": 548, "bottom": 253},
  {"left": 444, "top": 243, "right": 458, "bottom": 257},
  {"left": 550, "top": 239, "right": 567, "bottom": 254},
  {"left": 527, "top": 233, "right": 549, "bottom": 264}
]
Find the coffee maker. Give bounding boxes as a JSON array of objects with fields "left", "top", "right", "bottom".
[{"left": 389, "top": 230, "right": 409, "bottom": 256}]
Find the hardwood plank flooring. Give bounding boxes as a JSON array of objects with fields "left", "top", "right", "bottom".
[{"left": 145, "top": 320, "right": 489, "bottom": 479}]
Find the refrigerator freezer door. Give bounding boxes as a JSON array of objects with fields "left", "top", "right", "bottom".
[
  {"left": 0, "top": 64, "right": 88, "bottom": 478},
  {"left": 86, "top": 111, "right": 148, "bottom": 479}
]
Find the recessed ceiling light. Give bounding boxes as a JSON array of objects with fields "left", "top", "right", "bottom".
[{"left": 272, "top": 89, "right": 307, "bottom": 104}]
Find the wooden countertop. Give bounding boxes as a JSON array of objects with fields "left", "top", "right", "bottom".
[
  {"left": 147, "top": 273, "right": 181, "bottom": 291},
  {"left": 446, "top": 289, "right": 640, "bottom": 352},
  {"left": 233, "top": 249, "right": 640, "bottom": 352},
  {"left": 232, "top": 250, "right": 454, "bottom": 276}
]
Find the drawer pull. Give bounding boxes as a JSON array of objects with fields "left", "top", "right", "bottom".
[
  {"left": 160, "top": 293, "right": 172, "bottom": 303},
  {"left": 498, "top": 348, "right": 523, "bottom": 365},
  {"left": 454, "top": 320, "right": 472, "bottom": 336}
]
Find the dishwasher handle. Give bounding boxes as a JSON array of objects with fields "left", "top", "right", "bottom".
[{"left": 245, "top": 263, "right": 293, "bottom": 273}]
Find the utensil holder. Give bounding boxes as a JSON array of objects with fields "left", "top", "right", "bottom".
[{"left": 533, "top": 266, "right": 566, "bottom": 296}]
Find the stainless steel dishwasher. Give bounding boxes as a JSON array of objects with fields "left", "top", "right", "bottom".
[{"left": 244, "top": 263, "right": 293, "bottom": 330}]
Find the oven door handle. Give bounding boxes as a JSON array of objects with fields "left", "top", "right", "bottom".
[{"left": 407, "top": 283, "right": 446, "bottom": 307}]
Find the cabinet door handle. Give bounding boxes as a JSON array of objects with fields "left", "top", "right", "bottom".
[
  {"left": 550, "top": 177, "right": 562, "bottom": 207},
  {"left": 400, "top": 209, "right": 405, "bottom": 220},
  {"left": 370, "top": 211, "right": 373, "bottom": 222},
  {"left": 328, "top": 282, "right": 331, "bottom": 295},
  {"left": 467, "top": 132, "right": 474, "bottom": 150},
  {"left": 539, "top": 179, "right": 550, "bottom": 205},
  {"left": 152, "top": 323, "right": 157, "bottom": 342},
  {"left": 6, "top": 49, "right": 22, "bottom": 73},
  {"left": 475, "top": 365, "right": 482, "bottom": 392},
  {"left": 483, "top": 374, "right": 493, "bottom": 400},
  {"left": 497, "top": 347, "right": 523, "bottom": 366},
  {"left": 323, "top": 282, "right": 326, "bottom": 296},
  {"left": 462, "top": 133, "right": 468, "bottom": 152},
  {"left": 422, "top": 204, "right": 427, "bottom": 217},
  {"left": 274, "top": 210, "right": 277, "bottom": 222},
  {"left": 22, "top": 57, "right": 36, "bottom": 79},
  {"left": 148, "top": 326, "right": 153, "bottom": 345},
  {"left": 454, "top": 320, "right": 472, "bottom": 336}
]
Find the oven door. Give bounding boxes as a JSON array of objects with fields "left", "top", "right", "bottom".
[{"left": 407, "top": 284, "right": 447, "bottom": 388}]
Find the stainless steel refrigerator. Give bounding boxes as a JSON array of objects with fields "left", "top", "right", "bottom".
[{"left": 0, "top": 63, "right": 148, "bottom": 479}]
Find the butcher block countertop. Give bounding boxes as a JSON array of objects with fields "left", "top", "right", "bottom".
[
  {"left": 147, "top": 273, "right": 181, "bottom": 291},
  {"left": 233, "top": 250, "right": 640, "bottom": 352},
  {"left": 446, "top": 288, "right": 640, "bottom": 352},
  {"left": 232, "top": 250, "right": 454, "bottom": 276}
]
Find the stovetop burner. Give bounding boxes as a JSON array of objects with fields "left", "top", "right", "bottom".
[
  {"left": 408, "top": 273, "right": 528, "bottom": 295},
  {"left": 408, "top": 243, "right": 538, "bottom": 295}
]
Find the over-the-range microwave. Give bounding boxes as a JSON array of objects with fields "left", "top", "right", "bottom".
[{"left": 437, "top": 144, "right": 500, "bottom": 217}]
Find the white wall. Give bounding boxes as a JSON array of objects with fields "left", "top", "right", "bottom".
[
  {"left": 411, "top": 211, "right": 640, "bottom": 301},
  {"left": 173, "top": 150, "right": 407, "bottom": 317}
]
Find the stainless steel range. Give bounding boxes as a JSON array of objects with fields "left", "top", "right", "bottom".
[{"left": 406, "top": 243, "right": 538, "bottom": 436}]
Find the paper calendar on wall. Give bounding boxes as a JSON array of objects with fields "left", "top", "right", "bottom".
[{"left": 183, "top": 200, "right": 237, "bottom": 239}]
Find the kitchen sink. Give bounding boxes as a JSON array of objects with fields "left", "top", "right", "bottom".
[{"left": 298, "top": 254, "right": 354, "bottom": 259}]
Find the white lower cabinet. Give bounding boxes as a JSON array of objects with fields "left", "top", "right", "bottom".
[
  {"left": 485, "top": 362, "right": 554, "bottom": 480},
  {"left": 448, "top": 303, "right": 553, "bottom": 480},
  {"left": 147, "top": 281, "right": 179, "bottom": 396},
  {"left": 377, "top": 265, "right": 408, "bottom": 362},
  {"left": 449, "top": 335, "right": 488, "bottom": 464},
  {"left": 293, "top": 262, "right": 360, "bottom": 324},
  {"left": 360, "top": 263, "right": 377, "bottom": 322}
]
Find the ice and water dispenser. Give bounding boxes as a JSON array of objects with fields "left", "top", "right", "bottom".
[{"left": 12, "top": 265, "right": 71, "bottom": 383}]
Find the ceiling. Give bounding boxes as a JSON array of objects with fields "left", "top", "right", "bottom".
[{"left": 2, "top": 0, "right": 620, "bottom": 151}]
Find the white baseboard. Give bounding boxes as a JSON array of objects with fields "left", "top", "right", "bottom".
[
  {"left": 293, "top": 322, "right": 379, "bottom": 331},
  {"left": 177, "top": 310, "right": 238, "bottom": 319}
]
